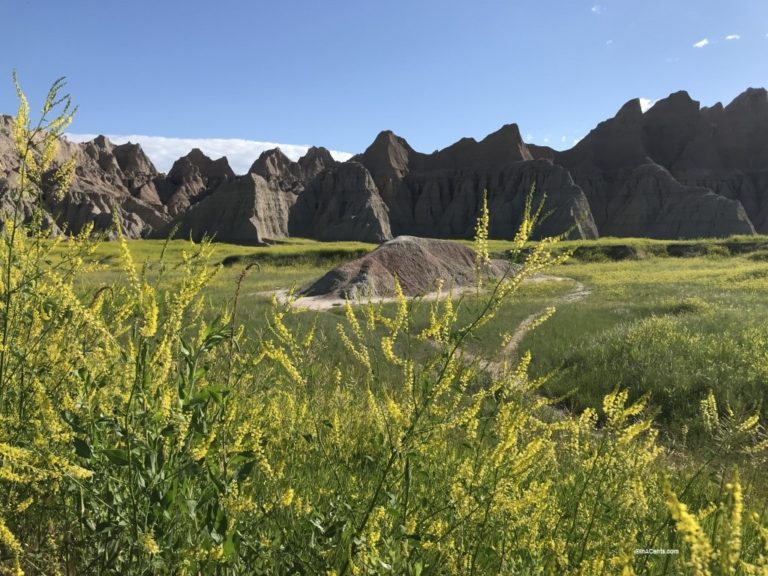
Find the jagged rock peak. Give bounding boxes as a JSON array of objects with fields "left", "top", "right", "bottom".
[
  {"left": 299, "top": 146, "right": 335, "bottom": 166},
  {"left": 112, "top": 141, "right": 157, "bottom": 176},
  {"left": 615, "top": 98, "right": 644, "bottom": 120},
  {"left": 526, "top": 143, "right": 556, "bottom": 161},
  {"left": 90, "top": 134, "right": 114, "bottom": 150},
  {"left": 701, "top": 102, "right": 725, "bottom": 119},
  {"left": 644, "top": 90, "right": 700, "bottom": 119},
  {"left": 298, "top": 146, "right": 337, "bottom": 181},
  {"left": 725, "top": 87, "right": 768, "bottom": 115},
  {"left": 249, "top": 147, "right": 296, "bottom": 178},
  {"left": 420, "top": 123, "right": 532, "bottom": 171},
  {"left": 289, "top": 160, "right": 391, "bottom": 243},
  {"left": 476, "top": 123, "right": 532, "bottom": 160},
  {"left": 359, "top": 130, "right": 415, "bottom": 178},
  {"left": 80, "top": 136, "right": 123, "bottom": 173},
  {"left": 168, "top": 148, "right": 234, "bottom": 183}
]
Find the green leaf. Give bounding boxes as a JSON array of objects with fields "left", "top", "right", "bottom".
[
  {"left": 102, "top": 448, "right": 131, "bottom": 466},
  {"left": 179, "top": 338, "right": 191, "bottom": 358},
  {"left": 73, "top": 437, "right": 92, "bottom": 459},
  {"left": 223, "top": 534, "right": 237, "bottom": 560},
  {"left": 236, "top": 459, "right": 256, "bottom": 482}
]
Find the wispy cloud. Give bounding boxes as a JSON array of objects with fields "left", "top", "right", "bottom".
[
  {"left": 65, "top": 134, "right": 353, "bottom": 174},
  {"left": 639, "top": 98, "right": 656, "bottom": 113},
  {"left": 725, "top": 34, "right": 740, "bottom": 40},
  {"left": 693, "top": 38, "right": 709, "bottom": 48},
  {"left": 561, "top": 136, "right": 567, "bottom": 143},
  {"left": 606, "top": 39, "right": 614, "bottom": 46},
  {"left": 591, "top": 4, "right": 602, "bottom": 14}
]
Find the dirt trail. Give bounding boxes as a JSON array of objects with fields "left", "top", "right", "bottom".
[
  {"left": 260, "top": 284, "right": 482, "bottom": 311},
  {"left": 502, "top": 275, "right": 591, "bottom": 360},
  {"left": 438, "top": 275, "right": 591, "bottom": 378},
  {"left": 259, "top": 274, "right": 589, "bottom": 314},
  {"left": 260, "top": 273, "right": 589, "bottom": 419},
  {"left": 260, "top": 274, "right": 590, "bottom": 381}
]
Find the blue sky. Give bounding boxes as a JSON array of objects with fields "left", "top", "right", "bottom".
[{"left": 1, "top": 0, "right": 766, "bottom": 172}]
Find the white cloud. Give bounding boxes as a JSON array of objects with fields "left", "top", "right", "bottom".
[
  {"left": 561, "top": 136, "right": 567, "bottom": 143},
  {"left": 525, "top": 132, "right": 533, "bottom": 141},
  {"left": 544, "top": 137, "right": 550, "bottom": 144},
  {"left": 591, "top": 4, "right": 602, "bottom": 14},
  {"left": 64, "top": 133, "right": 353, "bottom": 174},
  {"left": 693, "top": 38, "right": 709, "bottom": 48},
  {"left": 725, "top": 34, "right": 740, "bottom": 40},
  {"left": 606, "top": 39, "right": 614, "bottom": 46},
  {"left": 639, "top": 98, "right": 656, "bottom": 112}
]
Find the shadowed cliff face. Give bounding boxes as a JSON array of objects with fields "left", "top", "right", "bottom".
[
  {"left": 154, "top": 145, "right": 341, "bottom": 245},
  {"left": 556, "top": 89, "right": 766, "bottom": 237},
  {"left": 0, "top": 86, "right": 766, "bottom": 242},
  {"left": 156, "top": 148, "right": 236, "bottom": 217},
  {"left": 151, "top": 173, "right": 297, "bottom": 245},
  {"left": 354, "top": 124, "right": 597, "bottom": 240},
  {"left": 289, "top": 161, "right": 392, "bottom": 243}
]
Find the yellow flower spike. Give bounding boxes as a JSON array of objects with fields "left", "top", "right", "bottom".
[
  {"left": 262, "top": 340, "right": 304, "bottom": 385},
  {"left": 190, "top": 427, "right": 218, "bottom": 461},
  {"left": 344, "top": 298, "right": 364, "bottom": 340},
  {"left": 718, "top": 476, "right": 743, "bottom": 574},
  {"left": 363, "top": 296, "right": 376, "bottom": 331},
  {"left": 0, "top": 517, "right": 23, "bottom": 576},
  {"left": 139, "top": 282, "right": 158, "bottom": 338},
  {"left": 381, "top": 336, "right": 402, "bottom": 366},
  {"left": 336, "top": 325, "right": 371, "bottom": 372},
  {"left": 280, "top": 488, "right": 295, "bottom": 508},
  {"left": 665, "top": 482, "right": 713, "bottom": 575},
  {"left": 115, "top": 224, "right": 141, "bottom": 295},
  {"left": 474, "top": 189, "right": 491, "bottom": 289},
  {"left": 140, "top": 531, "right": 160, "bottom": 556}
]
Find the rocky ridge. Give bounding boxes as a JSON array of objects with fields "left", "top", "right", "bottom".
[
  {"left": 0, "top": 86, "right": 766, "bottom": 242},
  {"left": 556, "top": 89, "right": 766, "bottom": 236}
]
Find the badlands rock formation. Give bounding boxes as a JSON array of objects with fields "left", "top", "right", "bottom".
[
  {"left": 0, "top": 86, "right": 766, "bottom": 242},
  {"left": 0, "top": 116, "right": 169, "bottom": 238},
  {"left": 153, "top": 174, "right": 295, "bottom": 244},
  {"left": 157, "top": 148, "right": 235, "bottom": 216},
  {"left": 354, "top": 125, "right": 598, "bottom": 240},
  {"left": 289, "top": 161, "right": 392, "bottom": 243},
  {"left": 555, "top": 90, "right": 764, "bottom": 237}
]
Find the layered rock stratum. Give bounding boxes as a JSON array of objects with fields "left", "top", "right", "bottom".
[{"left": 0, "top": 86, "right": 766, "bottom": 242}]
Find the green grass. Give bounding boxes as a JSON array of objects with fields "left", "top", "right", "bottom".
[
  {"left": 17, "top": 233, "right": 768, "bottom": 573},
  {"left": 68, "top": 234, "right": 768, "bottom": 447},
  {"left": 514, "top": 254, "right": 768, "bottom": 446},
  {"left": 64, "top": 237, "right": 373, "bottom": 328}
]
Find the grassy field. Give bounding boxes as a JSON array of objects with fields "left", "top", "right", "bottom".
[
  {"left": 11, "top": 232, "right": 767, "bottom": 573},
  {"left": 72, "top": 233, "right": 768, "bottom": 445}
]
